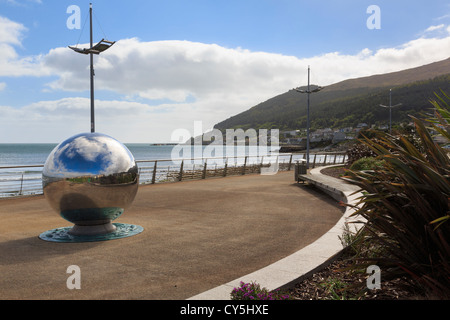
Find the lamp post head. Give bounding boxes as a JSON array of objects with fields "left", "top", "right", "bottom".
[{"left": 292, "top": 85, "right": 323, "bottom": 94}]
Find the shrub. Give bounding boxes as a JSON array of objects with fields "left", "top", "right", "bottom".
[
  {"left": 344, "top": 93, "right": 450, "bottom": 299},
  {"left": 230, "top": 281, "right": 290, "bottom": 300},
  {"left": 319, "top": 277, "right": 359, "bottom": 300},
  {"left": 349, "top": 157, "right": 385, "bottom": 171},
  {"left": 345, "top": 141, "right": 378, "bottom": 167}
]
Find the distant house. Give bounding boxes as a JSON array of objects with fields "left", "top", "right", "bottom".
[
  {"left": 332, "top": 132, "right": 346, "bottom": 143},
  {"left": 311, "top": 132, "right": 323, "bottom": 139},
  {"left": 340, "top": 127, "right": 353, "bottom": 133},
  {"left": 310, "top": 136, "right": 323, "bottom": 143},
  {"left": 354, "top": 123, "right": 369, "bottom": 132},
  {"left": 281, "top": 130, "right": 300, "bottom": 137},
  {"left": 315, "top": 128, "right": 332, "bottom": 134}
]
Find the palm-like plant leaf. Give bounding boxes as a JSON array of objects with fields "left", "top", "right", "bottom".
[{"left": 343, "top": 91, "right": 450, "bottom": 298}]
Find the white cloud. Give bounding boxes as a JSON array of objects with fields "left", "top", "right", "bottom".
[
  {"left": 0, "top": 15, "right": 26, "bottom": 45},
  {"left": 435, "top": 13, "right": 450, "bottom": 21},
  {"left": 425, "top": 24, "right": 445, "bottom": 32},
  {"left": 2, "top": 21, "right": 450, "bottom": 143},
  {"left": 0, "top": 97, "right": 188, "bottom": 143},
  {"left": 44, "top": 31, "right": 450, "bottom": 95},
  {"left": 0, "top": 16, "right": 50, "bottom": 77},
  {"left": 45, "top": 39, "right": 302, "bottom": 103},
  {"left": 418, "top": 23, "right": 450, "bottom": 38}
]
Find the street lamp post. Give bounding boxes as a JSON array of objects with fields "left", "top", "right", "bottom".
[
  {"left": 379, "top": 89, "right": 402, "bottom": 134},
  {"left": 292, "top": 66, "right": 323, "bottom": 169}
]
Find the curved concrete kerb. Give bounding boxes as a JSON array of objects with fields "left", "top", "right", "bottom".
[{"left": 188, "top": 164, "right": 363, "bottom": 300}]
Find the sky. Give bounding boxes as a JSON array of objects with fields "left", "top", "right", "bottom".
[{"left": 1, "top": 0, "right": 450, "bottom": 143}]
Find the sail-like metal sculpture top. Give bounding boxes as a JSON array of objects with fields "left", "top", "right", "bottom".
[{"left": 69, "top": 38, "right": 115, "bottom": 55}]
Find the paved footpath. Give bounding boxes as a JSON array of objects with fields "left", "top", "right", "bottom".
[{"left": 0, "top": 171, "right": 344, "bottom": 300}]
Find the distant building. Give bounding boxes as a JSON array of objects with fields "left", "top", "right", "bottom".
[
  {"left": 340, "top": 127, "right": 353, "bottom": 133},
  {"left": 357, "top": 123, "right": 368, "bottom": 128},
  {"left": 332, "top": 132, "right": 346, "bottom": 143},
  {"left": 281, "top": 130, "right": 300, "bottom": 137}
]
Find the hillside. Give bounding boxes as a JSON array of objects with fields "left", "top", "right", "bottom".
[{"left": 214, "top": 57, "right": 450, "bottom": 132}]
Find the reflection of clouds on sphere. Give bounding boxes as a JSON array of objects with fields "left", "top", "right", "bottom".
[
  {"left": 42, "top": 132, "right": 139, "bottom": 236},
  {"left": 43, "top": 132, "right": 136, "bottom": 178}
]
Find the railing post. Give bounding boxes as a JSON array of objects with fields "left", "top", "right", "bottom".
[
  {"left": 223, "top": 158, "right": 228, "bottom": 177},
  {"left": 152, "top": 161, "right": 157, "bottom": 184},
  {"left": 202, "top": 160, "right": 207, "bottom": 179},
  {"left": 178, "top": 160, "right": 184, "bottom": 181},
  {"left": 288, "top": 154, "right": 293, "bottom": 171},
  {"left": 323, "top": 154, "right": 327, "bottom": 165},
  {"left": 242, "top": 156, "right": 248, "bottom": 175},
  {"left": 333, "top": 153, "right": 337, "bottom": 164},
  {"left": 312, "top": 154, "right": 317, "bottom": 168},
  {"left": 19, "top": 173, "right": 24, "bottom": 195}
]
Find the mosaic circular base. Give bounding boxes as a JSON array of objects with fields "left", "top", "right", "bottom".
[{"left": 39, "top": 223, "right": 144, "bottom": 243}]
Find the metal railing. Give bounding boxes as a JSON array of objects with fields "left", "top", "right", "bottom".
[{"left": 0, "top": 152, "right": 347, "bottom": 198}]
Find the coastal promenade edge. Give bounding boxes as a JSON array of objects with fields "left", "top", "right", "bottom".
[{"left": 188, "top": 164, "right": 362, "bottom": 300}]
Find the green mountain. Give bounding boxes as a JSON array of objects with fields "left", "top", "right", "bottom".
[{"left": 214, "top": 57, "right": 450, "bottom": 132}]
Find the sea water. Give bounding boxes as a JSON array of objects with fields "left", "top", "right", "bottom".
[
  {"left": 0, "top": 143, "right": 283, "bottom": 197},
  {"left": 0, "top": 144, "right": 278, "bottom": 166}
]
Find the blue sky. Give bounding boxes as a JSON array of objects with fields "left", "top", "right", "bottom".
[{"left": 1, "top": 0, "right": 450, "bottom": 143}]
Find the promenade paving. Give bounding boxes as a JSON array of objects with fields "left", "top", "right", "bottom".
[{"left": 0, "top": 171, "right": 344, "bottom": 300}]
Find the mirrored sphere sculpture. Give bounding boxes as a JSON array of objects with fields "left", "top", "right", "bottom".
[{"left": 40, "top": 132, "right": 141, "bottom": 241}]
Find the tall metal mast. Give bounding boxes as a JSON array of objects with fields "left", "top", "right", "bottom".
[
  {"left": 68, "top": 3, "right": 115, "bottom": 133},
  {"left": 89, "top": 3, "right": 95, "bottom": 132}
]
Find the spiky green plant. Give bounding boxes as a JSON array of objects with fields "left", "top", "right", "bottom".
[
  {"left": 428, "top": 89, "right": 450, "bottom": 141},
  {"left": 344, "top": 92, "right": 450, "bottom": 299},
  {"left": 427, "top": 90, "right": 450, "bottom": 229}
]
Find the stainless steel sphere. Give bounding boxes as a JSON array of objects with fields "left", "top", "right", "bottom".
[{"left": 42, "top": 132, "right": 139, "bottom": 236}]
